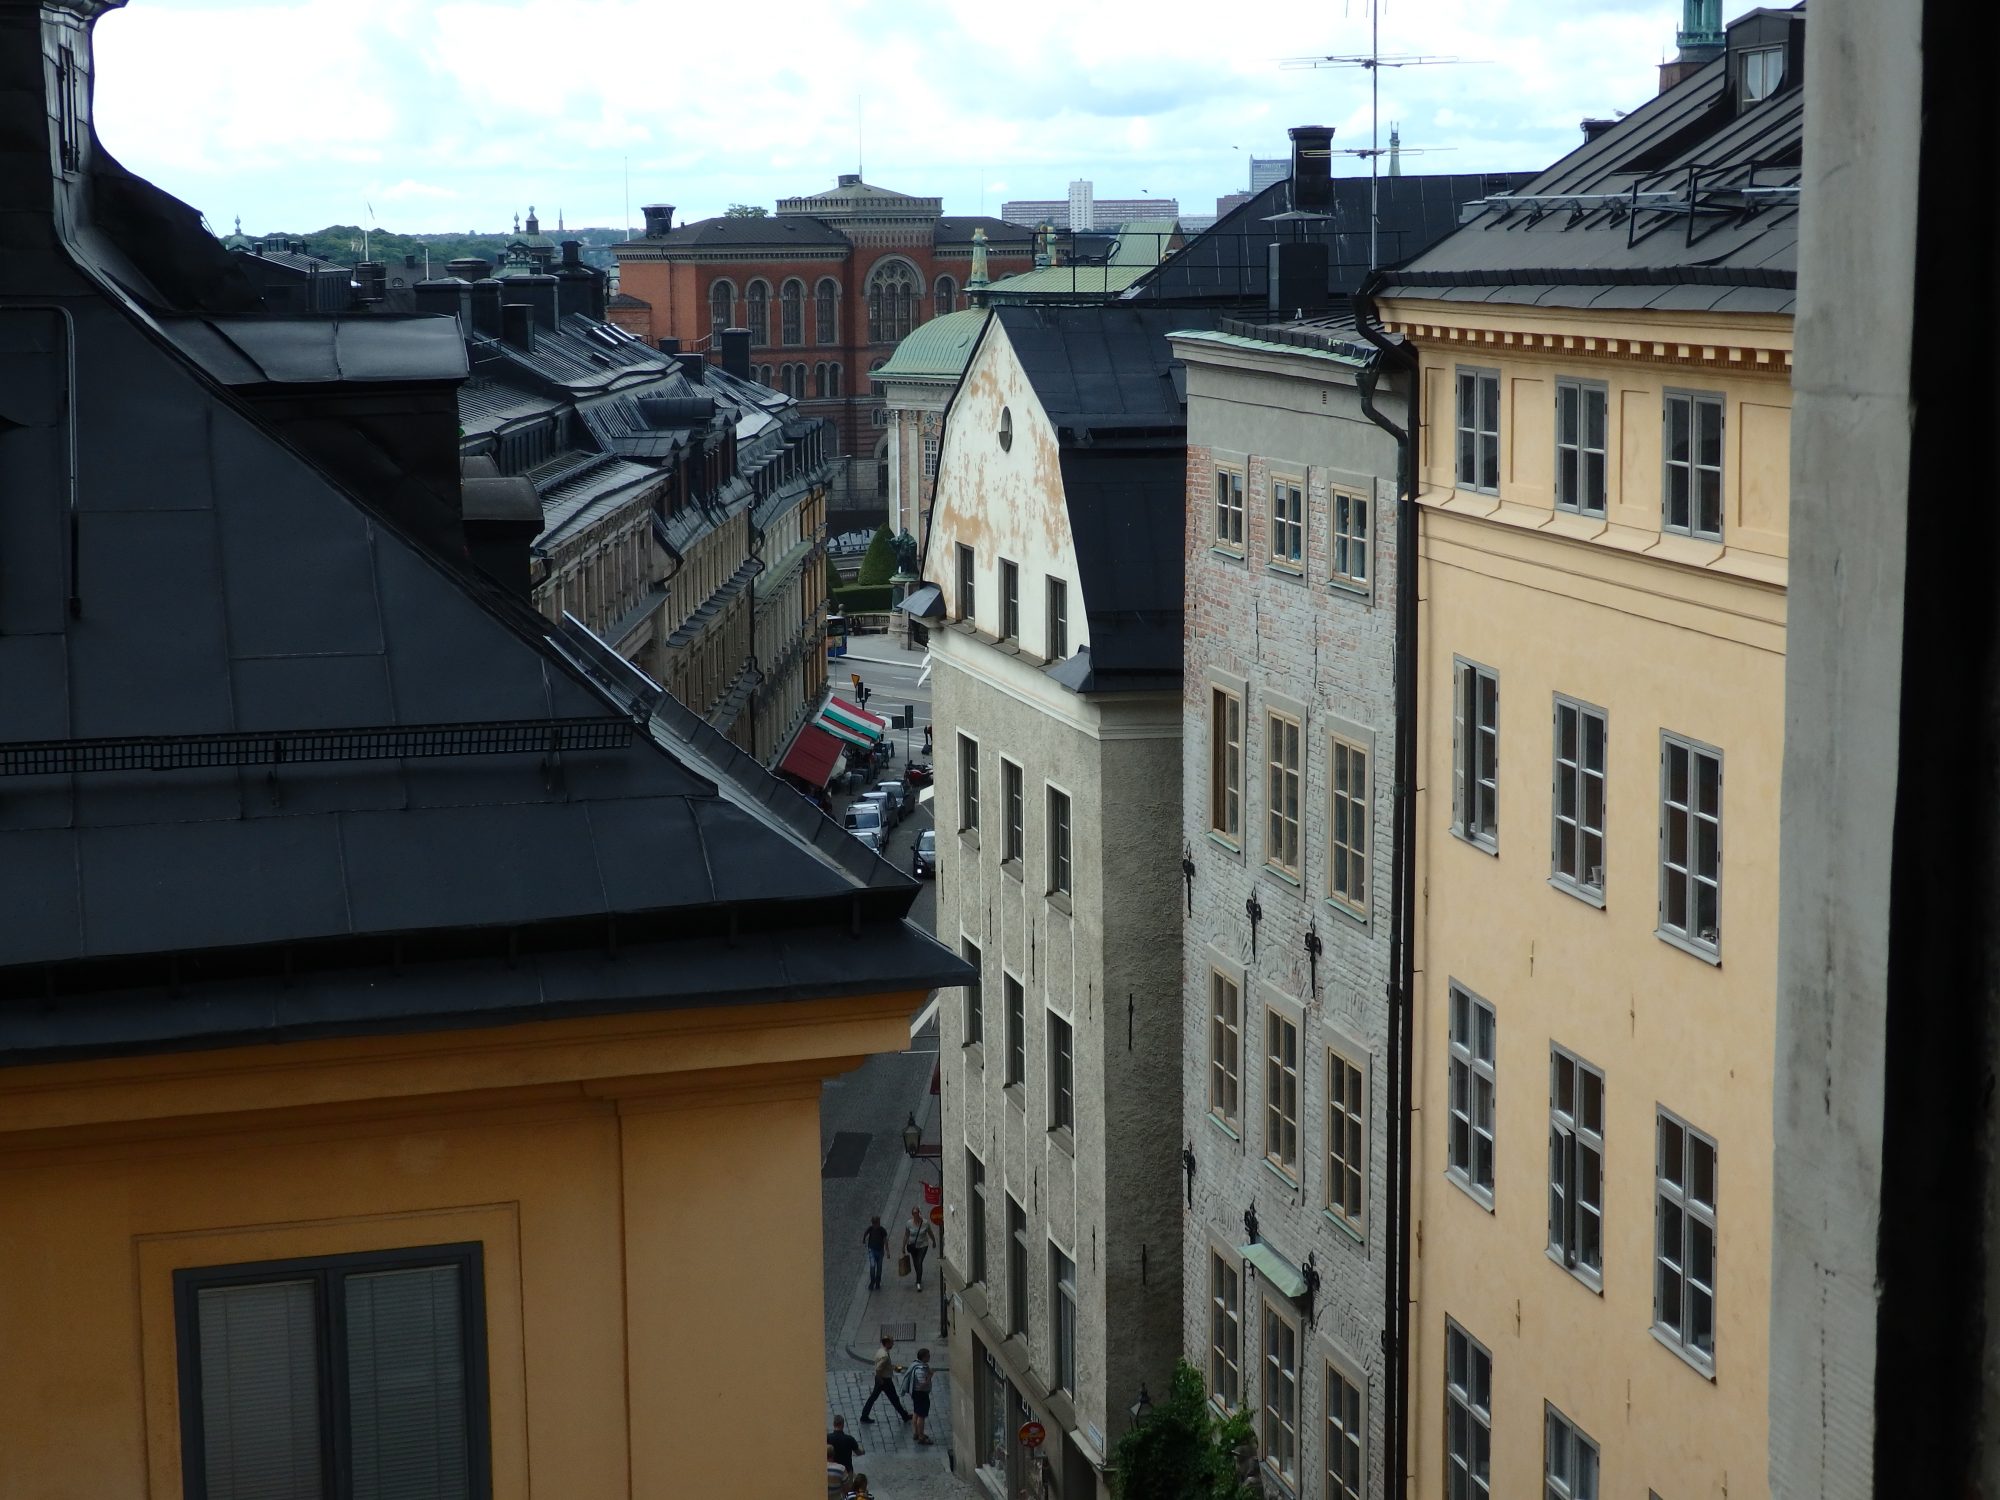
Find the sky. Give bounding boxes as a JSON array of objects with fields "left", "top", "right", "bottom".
[{"left": 91, "top": 0, "right": 1763, "bottom": 237}]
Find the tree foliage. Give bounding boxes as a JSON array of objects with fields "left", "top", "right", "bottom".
[
  {"left": 724, "top": 203, "right": 770, "bottom": 218},
  {"left": 1112, "top": 1361, "right": 1264, "bottom": 1500},
  {"left": 857, "top": 525, "right": 898, "bottom": 587}
]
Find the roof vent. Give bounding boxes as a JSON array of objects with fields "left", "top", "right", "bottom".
[
  {"left": 641, "top": 204, "right": 674, "bottom": 236},
  {"left": 1288, "top": 126, "right": 1336, "bottom": 215},
  {"left": 1580, "top": 118, "right": 1619, "bottom": 141},
  {"left": 837, "top": 173, "right": 862, "bottom": 188}
]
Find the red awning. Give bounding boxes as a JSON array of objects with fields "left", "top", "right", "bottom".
[{"left": 777, "top": 725, "right": 846, "bottom": 788}]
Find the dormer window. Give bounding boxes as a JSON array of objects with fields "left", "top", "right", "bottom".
[{"left": 1740, "top": 45, "right": 1784, "bottom": 103}]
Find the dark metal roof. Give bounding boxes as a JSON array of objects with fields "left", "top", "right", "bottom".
[
  {"left": 992, "top": 304, "right": 1216, "bottom": 433},
  {"left": 616, "top": 215, "right": 852, "bottom": 252},
  {"left": 935, "top": 216, "right": 1035, "bottom": 246}
]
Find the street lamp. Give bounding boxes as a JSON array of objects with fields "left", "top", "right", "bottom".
[
  {"left": 902, "top": 1112, "right": 948, "bottom": 1341},
  {"left": 902, "top": 1113, "right": 923, "bottom": 1157},
  {"left": 1129, "top": 1384, "right": 1153, "bottom": 1428}
]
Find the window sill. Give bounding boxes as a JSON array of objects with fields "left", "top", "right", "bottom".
[
  {"left": 1212, "top": 544, "right": 1247, "bottom": 563},
  {"left": 1322, "top": 1209, "right": 1366, "bottom": 1246},
  {"left": 1047, "top": 1125, "right": 1076, "bottom": 1156},
  {"left": 959, "top": 827, "right": 981, "bottom": 852},
  {"left": 1046, "top": 889, "right": 1073, "bottom": 917},
  {"left": 1650, "top": 1324, "right": 1717, "bottom": 1382},
  {"left": 1207, "top": 831, "right": 1245, "bottom": 862},
  {"left": 1323, "top": 895, "right": 1369, "bottom": 929},
  {"left": 1449, "top": 827, "right": 1500, "bottom": 858},
  {"left": 1005, "top": 1083, "right": 1027, "bottom": 1111},
  {"left": 1261, "top": 1459, "right": 1301, "bottom": 1498},
  {"left": 1546, "top": 1245, "right": 1603, "bottom": 1294},
  {"left": 1656, "top": 927, "right": 1722, "bottom": 967},
  {"left": 1266, "top": 561, "right": 1306, "bottom": 582},
  {"left": 1262, "top": 863, "right": 1303, "bottom": 892},
  {"left": 1549, "top": 875, "right": 1606, "bottom": 910},
  {"left": 1261, "top": 1157, "right": 1301, "bottom": 1194},
  {"left": 1208, "top": 1112, "right": 1242, "bottom": 1144},
  {"left": 1326, "top": 575, "right": 1371, "bottom": 602},
  {"left": 964, "top": 1042, "right": 985, "bottom": 1068},
  {"left": 1000, "top": 858, "right": 1024, "bottom": 884},
  {"left": 1445, "top": 1169, "right": 1495, "bottom": 1213}
]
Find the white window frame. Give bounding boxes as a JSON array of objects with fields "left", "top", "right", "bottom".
[
  {"left": 1453, "top": 659, "right": 1500, "bottom": 850},
  {"left": 958, "top": 732, "right": 980, "bottom": 833},
  {"left": 1046, "top": 575, "right": 1068, "bottom": 660},
  {"left": 1261, "top": 1302, "right": 1300, "bottom": 1486},
  {"left": 1654, "top": 1108, "right": 1718, "bottom": 1373},
  {"left": 1658, "top": 732, "right": 1722, "bottom": 959},
  {"left": 1544, "top": 1404, "right": 1600, "bottom": 1500},
  {"left": 1445, "top": 1320, "right": 1493, "bottom": 1500},
  {"left": 1047, "top": 785, "right": 1072, "bottom": 897},
  {"left": 1324, "top": 1358, "right": 1366, "bottom": 1500},
  {"left": 1208, "top": 1250, "right": 1242, "bottom": 1409},
  {"left": 1271, "top": 477, "right": 1306, "bottom": 570},
  {"left": 1266, "top": 709, "right": 1303, "bottom": 878},
  {"left": 1046, "top": 1008, "right": 1074, "bottom": 1133},
  {"left": 1447, "top": 984, "right": 1496, "bottom": 1206},
  {"left": 1741, "top": 43, "right": 1784, "bottom": 101},
  {"left": 1264, "top": 1005, "right": 1300, "bottom": 1181},
  {"left": 1211, "top": 685, "right": 1244, "bottom": 845},
  {"left": 1662, "top": 390, "right": 1725, "bottom": 540},
  {"left": 1455, "top": 368, "right": 1500, "bottom": 493},
  {"left": 1327, "top": 732, "right": 1370, "bottom": 917},
  {"left": 1554, "top": 378, "right": 1608, "bottom": 517},
  {"left": 1001, "top": 758, "right": 1024, "bottom": 865},
  {"left": 1209, "top": 968, "right": 1242, "bottom": 1133},
  {"left": 1551, "top": 696, "right": 1607, "bottom": 902},
  {"left": 1548, "top": 1045, "right": 1605, "bottom": 1289},
  {"left": 1330, "top": 487, "right": 1369, "bottom": 587},
  {"left": 1325, "top": 1044, "right": 1367, "bottom": 1235},
  {"left": 1215, "top": 466, "right": 1246, "bottom": 552}
]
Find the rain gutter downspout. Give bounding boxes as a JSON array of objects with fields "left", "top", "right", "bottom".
[{"left": 1354, "top": 269, "right": 1416, "bottom": 1500}]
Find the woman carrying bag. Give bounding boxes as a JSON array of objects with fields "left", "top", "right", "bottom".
[{"left": 903, "top": 1206, "right": 936, "bottom": 1291}]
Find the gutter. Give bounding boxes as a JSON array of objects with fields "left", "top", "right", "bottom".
[{"left": 1353, "top": 268, "right": 1417, "bottom": 1500}]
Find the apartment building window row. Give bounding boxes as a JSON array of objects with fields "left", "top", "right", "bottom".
[
  {"left": 1447, "top": 985, "right": 1497, "bottom": 1204},
  {"left": 1548, "top": 1047, "right": 1605, "bottom": 1286}
]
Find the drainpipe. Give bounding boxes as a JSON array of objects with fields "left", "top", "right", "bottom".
[{"left": 1353, "top": 270, "right": 1416, "bottom": 1500}]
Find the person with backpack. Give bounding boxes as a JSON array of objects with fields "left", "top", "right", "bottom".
[{"left": 905, "top": 1346, "right": 937, "bottom": 1445}]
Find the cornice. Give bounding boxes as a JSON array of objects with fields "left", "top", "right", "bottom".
[{"left": 1380, "top": 315, "right": 1793, "bottom": 375}]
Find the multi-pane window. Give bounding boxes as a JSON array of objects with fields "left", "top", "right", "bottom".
[
  {"left": 1325, "top": 1364, "right": 1364, "bottom": 1500},
  {"left": 1050, "top": 1244, "right": 1077, "bottom": 1393},
  {"left": 1545, "top": 1406, "right": 1600, "bottom": 1500},
  {"left": 1215, "top": 468, "right": 1245, "bottom": 550},
  {"left": 1211, "top": 688, "right": 1244, "bottom": 843},
  {"left": 867, "top": 259, "right": 919, "bottom": 343},
  {"left": 1328, "top": 736, "right": 1369, "bottom": 915},
  {"left": 935, "top": 275, "right": 958, "bottom": 316},
  {"left": 709, "top": 279, "right": 735, "bottom": 335},
  {"left": 1453, "top": 661, "right": 1500, "bottom": 848},
  {"left": 1271, "top": 479, "right": 1305, "bottom": 568},
  {"left": 1002, "top": 760, "right": 1024, "bottom": 863},
  {"left": 1000, "top": 559, "right": 1020, "bottom": 640},
  {"left": 1445, "top": 1321, "right": 1493, "bottom": 1500},
  {"left": 1262, "top": 1305, "right": 1299, "bottom": 1484},
  {"left": 1209, "top": 970, "right": 1242, "bottom": 1130},
  {"left": 1555, "top": 380, "right": 1608, "bottom": 516},
  {"left": 780, "top": 279, "right": 804, "bottom": 345},
  {"left": 1265, "top": 1008, "right": 1300, "bottom": 1178},
  {"left": 1047, "top": 1010, "right": 1074, "bottom": 1131},
  {"left": 1655, "top": 1110, "right": 1718, "bottom": 1369},
  {"left": 1455, "top": 369, "right": 1500, "bottom": 492},
  {"left": 1046, "top": 576, "right": 1069, "bottom": 659},
  {"left": 1552, "top": 698, "right": 1607, "bottom": 897},
  {"left": 1004, "top": 974, "right": 1026, "bottom": 1087},
  {"left": 959, "top": 733, "right": 980, "bottom": 832},
  {"left": 1660, "top": 734, "right": 1722, "bottom": 954},
  {"left": 1447, "top": 985, "right": 1497, "bottom": 1203},
  {"left": 1663, "top": 392, "right": 1725, "bottom": 539},
  {"left": 1331, "top": 489, "right": 1369, "bottom": 585},
  {"left": 1741, "top": 44, "right": 1784, "bottom": 101},
  {"left": 745, "top": 280, "right": 770, "bottom": 345},
  {"left": 1326, "top": 1048, "right": 1366, "bottom": 1232},
  {"left": 962, "top": 938, "right": 984, "bottom": 1048},
  {"left": 174, "top": 1244, "right": 486, "bottom": 1500},
  {"left": 1208, "top": 1252, "right": 1242, "bottom": 1407},
  {"left": 1006, "top": 1195, "right": 1028, "bottom": 1335},
  {"left": 1047, "top": 787, "right": 1072, "bottom": 896},
  {"left": 816, "top": 278, "right": 838, "bottom": 343},
  {"left": 1266, "top": 711, "right": 1302, "bottom": 876},
  {"left": 962, "top": 1153, "right": 988, "bottom": 1287},
  {"left": 1549, "top": 1047, "right": 1605, "bottom": 1286},
  {"left": 956, "top": 543, "right": 976, "bottom": 621}
]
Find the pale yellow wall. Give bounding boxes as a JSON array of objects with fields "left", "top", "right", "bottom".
[{"left": 1391, "top": 301, "right": 1789, "bottom": 1500}]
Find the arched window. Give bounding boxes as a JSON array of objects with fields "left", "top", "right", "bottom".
[
  {"left": 816, "top": 279, "right": 838, "bottom": 343},
  {"left": 708, "top": 279, "right": 735, "bottom": 335},
  {"left": 866, "top": 259, "right": 920, "bottom": 344},
  {"left": 814, "top": 362, "right": 827, "bottom": 398},
  {"left": 828, "top": 363, "right": 841, "bottom": 398},
  {"left": 781, "top": 280, "right": 804, "bottom": 346},
  {"left": 745, "top": 280, "right": 770, "bottom": 345},
  {"left": 785, "top": 365, "right": 805, "bottom": 399},
  {"left": 935, "top": 275, "right": 957, "bottom": 316}
]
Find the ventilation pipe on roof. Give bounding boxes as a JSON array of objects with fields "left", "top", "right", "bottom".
[
  {"left": 1581, "top": 118, "right": 1620, "bottom": 141},
  {"left": 675, "top": 351, "right": 708, "bottom": 383},
  {"left": 1288, "top": 125, "right": 1336, "bottom": 214},
  {"left": 641, "top": 204, "right": 674, "bottom": 236},
  {"left": 354, "top": 261, "right": 387, "bottom": 304}
]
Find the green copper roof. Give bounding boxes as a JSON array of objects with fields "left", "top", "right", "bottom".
[
  {"left": 1108, "top": 219, "right": 1181, "bottom": 268},
  {"left": 872, "top": 309, "right": 990, "bottom": 381},
  {"left": 981, "top": 265, "right": 1150, "bottom": 301}
]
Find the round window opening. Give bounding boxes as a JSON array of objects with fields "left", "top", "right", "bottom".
[{"left": 999, "top": 406, "right": 1013, "bottom": 452}]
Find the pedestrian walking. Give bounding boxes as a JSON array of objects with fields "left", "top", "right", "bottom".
[
  {"left": 827, "top": 1415, "right": 863, "bottom": 1476},
  {"left": 845, "top": 1473, "right": 874, "bottom": 1499},
  {"left": 858, "top": 1335, "right": 910, "bottom": 1423},
  {"left": 906, "top": 1346, "right": 936, "bottom": 1445},
  {"left": 904, "top": 1206, "right": 936, "bottom": 1292},
  {"left": 862, "top": 1216, "right": 888, "bottom": 1290}
]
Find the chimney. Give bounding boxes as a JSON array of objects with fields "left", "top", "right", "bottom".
[
  {"left": 460, "top": 456, "right": 544, "bottom": 600},
  {"left": 1289, "top": 125, "right": 1336, "bottom": 214},
  {"left": 415, "top": 277, "right": 473, "bottom": 333},
  {"left": 501, "top": 303, "right": 537, "bottom": 353},
  {"left": 354, "top": 260, "right": 387, "bottom": 304},
  {"left": 641, "top": 203, "right": 675, "bottom": 237},
  {"left": 403, "top": 253, "right": 419, "bottom": 269},
  {"left": 509, "top": 272, "right": 559, "bottom": 331},
  {"left": 469, "top": 278, "right": 504, "bottom": 337},
  {"left": 553, "top": 239, "right": 603, "bottom": 322},
  {"left": 1268, "top": 241, "right": 1330, "bottom": 317},
  {"left": 675, "top": 351, "right": 709, "bottom": 383},
  {"left": 718, "top": 327, "right": 751, "bottom": 379},
  {"left": 657, "top": 337, "right": 682, "bottom": 355},
  {"left": 447, "top": 255, "right": 491, "bottom": 281},
  {"left": 1580, "top": 117, "right": 1620, "bottom": 141}
]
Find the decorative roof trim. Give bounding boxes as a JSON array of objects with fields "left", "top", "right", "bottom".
[{"left": 1380, "top": 318, "right": 1793, "bottom": 373}]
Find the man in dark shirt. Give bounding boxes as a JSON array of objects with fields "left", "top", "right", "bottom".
[
  {"left": 827, "top": 1415, "right": 864, "bottom": 1476},
  {"left": 862, "top": 1216, "right": 888, "bottom": 1289}
]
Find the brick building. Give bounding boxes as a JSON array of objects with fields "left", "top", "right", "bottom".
[{"left": 609, "top": 179, "right": 1031, "bottom": 529}]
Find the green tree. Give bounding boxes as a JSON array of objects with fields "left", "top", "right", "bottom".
[
  {"left": 1112, "top": 1361, "right": 1263, "bottom": 1500},
  {"left": 724, "top": 203, "right": 770, "bottom": 218},
  {"left": 857, "top": 525, "right": 898, "bottom": 587},
  {"left": 825, "top": 553, "right": 844, "bottom": 596}
]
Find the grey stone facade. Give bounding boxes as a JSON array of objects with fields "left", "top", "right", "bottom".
[{"left": 1172, "top": 331, "right": 1405, "bottom": 1500}]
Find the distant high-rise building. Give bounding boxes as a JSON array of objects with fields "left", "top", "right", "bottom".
[
  {"left": 1248, "top": 156, "right": 1288, "bottom": 192},
  {"left": 1067, "top": 178, "right": 1095, "bottom": 231},
  {"left": 1001, "top": 183, "right": 1179, "bottom": 230}
]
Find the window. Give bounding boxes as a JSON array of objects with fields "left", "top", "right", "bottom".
[
  {"left": 1552, "top": 698, "right": 1607, "bottom": 898},
  {"left": 1209, "top": 970, "right": 1241, "bottom": 1131},
  {"left": 816, "top": 278, "right": 838, "bottom": 343},
  {"left": 1210, "top": 687, "right": 1244, "bottom": 843},
  {"left": 959, "top": 733, "right": 980, "bottom": 831},
  {"left": 1455, "top": 369, "right": 1500, "bottom": 492},
  {"left": 1047, "top": 1010, "right": 1074, "bottom": 1131},
  {"left": 1452, "top": 660, "right": 1500, "bottom": 848},
  {"left": 1002, "top": 760, "right": 1024, "bottom": 864},
  {"left": 1555, "top": 379, "right": 1608, "bottom": 516},
  {"left": 1046, "top": 576, "right": 1068, "bottom": 659},
  {"left": 1271, "top": 478, "right": 1305, "bottom": 568},
  {"left": 866, "top": 259, "right": 920, "bottom": 343},
  {"left": 1662, "top": 392, "right": 1724, "bottom": 539},
  {"left": 708, "top": 279, "right": 735, "bottom": 335},
  {"left": 956, "top": 543, "right": 976, "bottom": 622},
  {"left": 1007, "top": 1196, "right": 1028, "bottom": 1336},
  {"left": 1003, "top": 973, "right": 1026, "bottom": 1087},
  {"left": 999, "top": 559, "right": 1020, "bottom": 640},
  {"left": 1655, "top": 1110, "right": 1717, "bottom": 1370},
  {"left": 780, "top": 279, "right": 803, "bottom": 345},
  {"left": 1266, "top": 710, "right": 1302, "bottom": 876},
  {"left": 1549, "top": 1047, "right": 1605, "bottom": 1286},
  {"left": 1264, "top": 1008, "right": 1300, "bottom": 1178},
  {"left": 1659, "top": 734, "right": 1722, "bottom": 955},
  {"left": 1208, "top": 1252, "right": 1242, "bottom": 1407},
  {"left": 1325, "top": 1363, "right": 1364, "bottom": 1500},
  {"left": 967, "top": 1152, "right": 988, "bottom": 1283},
  {"left": 57, "top": 44, "right": 81, "bottom": 175},
  {"left": 1262, "top": 1305, "right": 1299, "bottom": 1483},
  {"left": 1444, "top": 1321, "right": 1493, "bottom": 1500},
  {"left": 1447, "top": 985, "right": 1496, "bottom": 1203},
  {"left": 1331, "top": 489, "right": 1369, "bottom": 585},
  {"left": 962, "top": 938, "right": 984, "bottom": 1048},
  {"left": 745, "top": 280, "right": 770, "bottom": 345},
  {"left": 935, "top": 275, "right": 957, "bottom": 316},
  {"left": 1215, "top": 468, "right": 1245, "bottom": 550},
  {"left": 1545, "top": 1405, "right": 1599, "bottom": 1500},
  {"left": 174, "top": 1244, "right": 488, "bottom": 1500},
  {"left": 1047, "top": 787, "right": 1072, "bottom": 896},
  {"left": 1326, "top": 1047, "right": 1366, "bottom": 1232},
  {"left": 1741, "top": 44, "right": 1784, "bottom": 102},
  {"left": 1050, "top": 1244, "right": 1077, "bottom": 1393},
  {"left": 1328, "top": 736, "right": 1369, "bottom": 915},
  {"left": 827, "top": 363, "right": 842, "bottom": 398},
  {"left": 999, "top": 407, "right": 1013, "bottom": 452}
]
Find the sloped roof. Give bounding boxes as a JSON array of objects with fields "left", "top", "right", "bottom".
[
  {"left": 873, "top": 309, "right": 989, "bottom": 381},
  {"left": 983, "top": 265, "right": 1153, "bottom": 302},
  {"left": 616, "top": 215, "right": 851, "bottom": 253},
  {"left": 993, "top": 304, "right": 1212, "bottom": 432},
  {"left": 936, "top": 216, "right": 1035, "bottom": 246}
]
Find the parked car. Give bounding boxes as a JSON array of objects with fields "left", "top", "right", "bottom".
[
  {"left": 874, "top": 780, "right": 909, "bottom": 822},
  {"left": 912, "top": 828, "right": 937, "bottom": 880},
  {"left": 843, "top": 803, "right": 885, "bottom": 853},
  {"left": 859, "top": 790, "right": 898, "bottom": 831}
]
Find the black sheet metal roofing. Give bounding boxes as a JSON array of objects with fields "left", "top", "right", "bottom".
[
  {"left": 992, "top": 304, "right": 1217, "bottom": 433},
  {"left": 616, "top": 215, "right": 852, "bottom": 252}
]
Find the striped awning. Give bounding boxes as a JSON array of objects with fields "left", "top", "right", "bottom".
[{"left": 815, "top": 695, "right": 887, "bottom": 747}]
